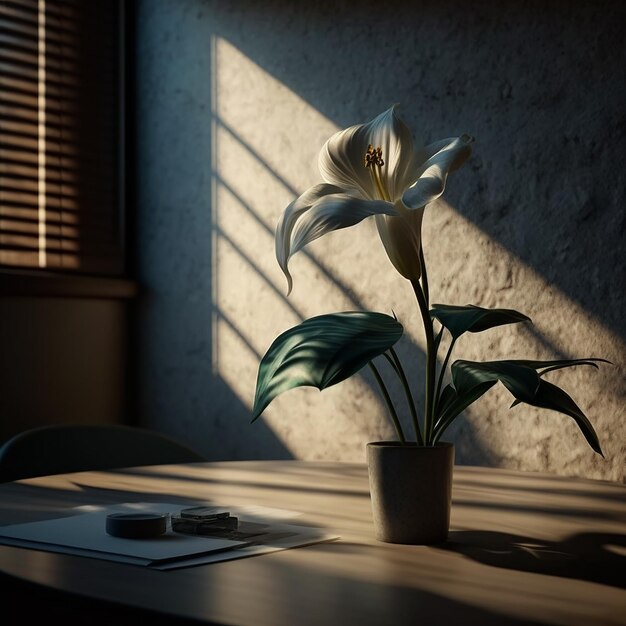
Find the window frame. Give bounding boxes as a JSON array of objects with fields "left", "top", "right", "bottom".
[{"left": 0, "top": 0, "right": 135, "bottom": 298}]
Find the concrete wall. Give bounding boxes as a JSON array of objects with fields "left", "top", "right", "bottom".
[{"left": 134, "top": 0, "right": 625, "bottom": 481}]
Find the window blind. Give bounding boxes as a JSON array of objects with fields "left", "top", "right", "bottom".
[{"left": 0, "top": 0, "right": 123, "bottom": 275}]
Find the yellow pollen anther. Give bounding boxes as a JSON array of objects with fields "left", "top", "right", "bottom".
[{"left": 364, "top": 145, "right": 384, "bottom": 168}]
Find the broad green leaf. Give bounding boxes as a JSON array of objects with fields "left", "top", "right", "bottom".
[
  {"left": 447, "top": 359, "right": 603, "bottom": 455},
  {"left": 434, "top": 380, "right": 497, "bottom": 441},
  {"left": 507, "top": 358, "right": 610, "bottom": 372},
  {"left": 432, "top": 361, "right": 539, "bottom": 442},
  {"left": 430, "top": 304, "right": 530, "bottom": 340},
  {"left": 521, "top": 379, "right": 603, "bottom": 456},
  {"left": 452, "top": 360, "right": 541, "bottom": 403},
  {"left": 436, "top": 383, "right": 457, "bottom": 418},
  {"left": 509, "top": 358, "right": 609, "bottom": 407},
  {"left": 252, "top": 312, "right": 403, "bottom": 421}
]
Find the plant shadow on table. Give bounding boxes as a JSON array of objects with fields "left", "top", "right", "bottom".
[{"left": 437, "top": 530, "right": 626, "bottom": 589}]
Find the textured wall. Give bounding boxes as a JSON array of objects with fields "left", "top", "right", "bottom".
[{"left": 134, "top": 0, "right": 625, "bottom": 481}]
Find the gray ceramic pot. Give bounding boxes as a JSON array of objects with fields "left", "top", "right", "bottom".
[{"left": 367, "top": 441, "right": 454, "bottom": 544}]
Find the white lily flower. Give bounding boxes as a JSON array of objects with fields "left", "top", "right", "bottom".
[{"left": 276, "top": 106, "right": 473, "bottom": 293}]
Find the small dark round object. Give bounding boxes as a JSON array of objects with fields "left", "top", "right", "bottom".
[{"left": 105, "top": 513, "right": 168, "bottom": 538}]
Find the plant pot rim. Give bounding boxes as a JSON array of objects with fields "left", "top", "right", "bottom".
[{"left": 367, "top": 441, "right": 453, "bottom": 449}]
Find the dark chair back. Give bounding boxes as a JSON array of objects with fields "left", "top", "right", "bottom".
[{"left": 0, "top": 424, "right": 206, "bottom": 482}]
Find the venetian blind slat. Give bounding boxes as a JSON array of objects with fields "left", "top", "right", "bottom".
[{"left": 0, "top": 0, "right": 122, "bottom": 274}]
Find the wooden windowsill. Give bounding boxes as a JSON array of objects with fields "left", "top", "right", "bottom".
[{"left": 0, "top": 269, "right": 138, "bottom": 299}]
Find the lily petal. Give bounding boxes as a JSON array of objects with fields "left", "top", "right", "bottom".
[
  {"left": 291, "top": 194, "right": 396, "bottom": 260},
  {"left": 375, "top": 202, "right": 425, "bottom": 280},
  {"left": 414, "top": 136, "right": 471, "bottom": 172},
  {"left": 318, "top": 125, "right": 374, "bottom": 199},
  {"left": 402, "top": 134, "right": 473, "bottom": 209},
  {"left": 276, "top": 183, "right": 345, "bottom": 294},
  {"left": 319, "top": 106, "right": 416, "bottom": 203},
  {"left": 279, "top": 192, "right": 396, "bottom": 294}
]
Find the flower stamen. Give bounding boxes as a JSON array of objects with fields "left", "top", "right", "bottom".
[
  {"left": 365, "top": 145, "right": 389, "bottom": 201},
  {"left": 364, "top": 145, "right": 384, "bottom": 168}
]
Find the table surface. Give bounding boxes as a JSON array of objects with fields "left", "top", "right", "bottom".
[{"left": 0, "top": 461, "right": 624, "bottom": 625}]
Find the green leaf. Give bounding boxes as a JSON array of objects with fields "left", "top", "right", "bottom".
[
  {"left": 452, "top": 360, "right": 541, "bottom": 403},
  {"left": 509, "top": 358, "right": 609, "bottom": 407},
  {"left": 252, "top": 312, "right": 403, "bottom": 421},
  {"left": 434, "top": 380, "right": 497, "bottom": 441},
  {"left": 430, "top": 304, "right": 531, "bottom": 339},
  {"left": 436, "top": 383, "right": 457, "bottom": 418},
  {"left": 448, "top": 359, "right": 603, "bottom": 455},
  {"left": 507, "top": 358, "right": 610, "bottom": 372},
  {"left": 522, "top": 379, "right": 603, "bottom": 456}
]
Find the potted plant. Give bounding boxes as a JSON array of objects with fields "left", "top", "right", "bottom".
[{"left": 251, "top": 106, "right": 606, "bottom": 544}]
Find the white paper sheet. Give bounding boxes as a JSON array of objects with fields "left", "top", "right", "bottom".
[
  {"left": 0, "top": 502, "right": 338, "bottom": 569},
  {"left": 0, "top": 502, "right": 247, "bottom": 564}
]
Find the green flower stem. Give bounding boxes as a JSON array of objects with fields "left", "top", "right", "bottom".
[
  {"left": 434, "top": 336, "right": 457, "bottom": 416},
  {"left": 419, "top": 245, "right": 429, "bottom": 307},
  {"left": 387, "top": 347, "right": 423, "bottom": 446},
  {"left": 368, "top": 361, "right": 406, "bottom": 443},
  {"left": 411, "top": 279, "right": 436, "bottom": 445}
]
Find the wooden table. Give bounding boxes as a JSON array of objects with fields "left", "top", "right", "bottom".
[{"left": 0, "top": 461, "right": 624, "bottom": 625}]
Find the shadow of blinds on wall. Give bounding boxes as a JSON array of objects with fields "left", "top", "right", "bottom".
[{"left": 0, "top": 0, "right": 122, "bottom": 274}]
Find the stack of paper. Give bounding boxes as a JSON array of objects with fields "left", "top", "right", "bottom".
[{"left": 0, "top": 502, "right": 337, "bottom": 570}]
